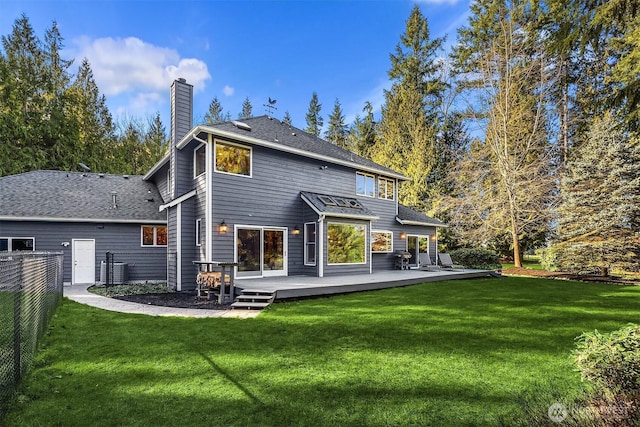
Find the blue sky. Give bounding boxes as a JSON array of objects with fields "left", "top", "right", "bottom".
[{"left": 1, "top": 0, "right": 471, "bottom": 132}]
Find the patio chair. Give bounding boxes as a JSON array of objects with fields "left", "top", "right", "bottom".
[
  {"left": 438, "top": 253, "right": 463, "bottom": 270},
  {"left": 418, "top": 253, "right": 439, "bottom": 271}
]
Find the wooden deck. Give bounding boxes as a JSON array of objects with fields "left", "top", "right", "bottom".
[{"left": 235, "top": 269, "right": 500, "bottom": 301}]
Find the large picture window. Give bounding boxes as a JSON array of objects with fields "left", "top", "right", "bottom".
[
  {"left": 304, "top": 222, "right": 316, "bottom": 266},
  {"left": 356, "top": 172, "right": 375, "bottom": 197},
  {"left": 378, "top": 178, "right": 395, "bottom": 200},
  {"left": 215, "top": 140, "right": 251, "bottom": 176},
  {"left": 371, "top": 231, "right": 393, "bottom": 253},
  {"left": 0, "top": 237, "right": 35, "bottom": 251},
  {"left": 141, "top": 226, "right": 167, "bottom": 247},
  {"left": 327, "top": 223, "right": 366, "bottom": 264}
]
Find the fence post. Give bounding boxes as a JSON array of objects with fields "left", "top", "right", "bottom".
[{"left": 105, "top": 252, "right": 111, "bottom": 287}]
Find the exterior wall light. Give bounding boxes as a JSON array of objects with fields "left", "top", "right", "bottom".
[
  {"left": 219, "top": 220, "right": 228, "bottom": 234},
  {"left": 292, "top": 226, "right": 300, "bottom": 235},
  {"left": 399, "top": 232, "right": 406, "bottom": 239}
]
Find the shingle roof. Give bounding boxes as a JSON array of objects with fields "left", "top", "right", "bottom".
[
  {"left": 193, "top": 116, "right": 408, "bottom": 180},
  {"left": 301, "top": 191, "right": 379, "bottom": 220},
  {"left": 396, "top": 204, "right": 447, "bottom": 227},
  {"left": 0, "top": 170, "right": 165, "bottom": 223}
]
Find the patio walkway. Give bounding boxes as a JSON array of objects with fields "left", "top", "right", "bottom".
[
  {"left": 236, "top": 268, "right": 499, "bottom": 300},
  {"left": 63, "top": 284, "right": 260, "bottom": 318}
]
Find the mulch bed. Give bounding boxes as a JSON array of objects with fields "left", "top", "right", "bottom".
[
  {"left": 502, "top": 267, "right": 639, "bottom": 286},
  {"left": 113, "top": 291, "right": 232, "bottom": 310}
]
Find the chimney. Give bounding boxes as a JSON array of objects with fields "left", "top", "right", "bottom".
[{"left": 170, "top": 78, "right": 193, "bottom": 199}]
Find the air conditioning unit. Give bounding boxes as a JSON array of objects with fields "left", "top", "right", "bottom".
[{"left": 100, "top": 261, "right": 128, "bottom": 285}]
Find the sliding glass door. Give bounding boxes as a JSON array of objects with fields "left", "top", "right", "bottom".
[
  {"left": 236, "top": 226, "right": 287, "bottom": 278},
  {"left": 406, "top": 235, "right": 430, "bottom": 268}
]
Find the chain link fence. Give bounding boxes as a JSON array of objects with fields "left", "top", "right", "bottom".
[{"left": 0, "top": 251, "right": 63, "bottom": 420}]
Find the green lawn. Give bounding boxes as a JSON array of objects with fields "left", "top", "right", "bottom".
[{"left": 4, "top": 278, "right": 640, "bottom": 426}]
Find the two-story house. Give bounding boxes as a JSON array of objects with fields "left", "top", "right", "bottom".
[{"left": 144, "top": 79, "right": 446, "bottom": 290}]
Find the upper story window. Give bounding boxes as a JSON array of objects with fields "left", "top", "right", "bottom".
[
  {"left": 215, "top": 140, "right": 251, "bottom": 177},
  {"left": 194, "top": 144, "right": 206, "bottom": 177},
  {"left": 356, "top": 172, "right": 375, "bottom": 197},
  {"left": 0, "top": 237, "right": 35, "bottom": 251},
  {"left": 142, "top": 226, "right": 167, "bottom": 247},
  {"left": 378, "top": 177, "right": 395, "bottom": 200}
]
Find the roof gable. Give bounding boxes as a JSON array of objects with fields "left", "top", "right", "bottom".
[
  {"left": 165, "top": 116, "right": 408, "bottom": 181},
  {"left": 0, "top": 171, "right": 165, "bottom": 223}
]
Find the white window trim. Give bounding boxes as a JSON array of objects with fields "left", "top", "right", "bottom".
[
  {"left": 378, "top": 177, "right": 395, "bottom": 201},
  {"left": 195, "top": 219, "right": 202, "bottom": 247},
  {"left": 371, "top": 230, "right": 393, "bottom": 253},
  {"left": 356, "top": 171, "right": 375, "bottom": 198},
  {"left": 327, "top": 222, "right": 367, "bottom": 265},
  {"left": 214, "top": 139, "right": 253, "bottom": 178},
  {"left": 0, "top": 237, "right": 35, "bottom": 251},
  {"left": 141, "top": 226, "right": 167, "bottom": 247},
  {"left": 194, "top": 143, "right": 206, "bottom": 178},
  {"left": 304, "top": 222, "right": 316, "bottom": 266}
]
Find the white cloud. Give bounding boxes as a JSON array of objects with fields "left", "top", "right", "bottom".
[
  {"left": 72, "top": 36, "right": 211, "bottom": 96},
  {"left": 222, "top": 85, "right": 235, "bottom": 96}
]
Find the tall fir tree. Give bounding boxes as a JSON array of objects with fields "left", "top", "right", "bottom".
[
  {"left": 374, "top": 5, "right": 445, "bottom": 211},
  {"left": 239, "top": 97, "right": 252, "bottom": 119},
  {"left": 204, "top": 97, "right": 225, "bottom": 124},
  {"left": 68, "top": 58, "right": 116, "bottom": 173},
  {"left": 144, "top": 113, "right": 169, "bottom": 166},
  {"left": 282, "top": 111, "right": 292, "bottom": 126},
  {"left": 0, "top": 14, "right": 49, "bottom": 174},
  {"left": 349, "top": 101, "right": 376, "bottom": 159},
  {"left": 304, "top": 92, "right": 323, "bottom": 136},
  {"left": 555, "top": 113, "right": 640, "bottom": 275},
  {"left": 324, "top": 98, "right": 349, "bottom": 149}
]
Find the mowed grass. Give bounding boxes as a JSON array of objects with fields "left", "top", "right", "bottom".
[{"left": 4, "top": 278, "right": 640, "bottom": 426}]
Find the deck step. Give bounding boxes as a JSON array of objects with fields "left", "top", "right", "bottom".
[{"left": 231, "top": 290, "right": 275, "bottom": 310}]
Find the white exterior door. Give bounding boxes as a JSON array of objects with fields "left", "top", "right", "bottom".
[
  {"left": 235, "top": 226, "right": 287, "bottom": 278},
  {"left": 73, "top": 239, "right": 95, "bottom": 284}
]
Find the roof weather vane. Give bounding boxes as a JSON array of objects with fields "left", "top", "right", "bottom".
[{"left": 263, "top": 97, "right": 278, "bottom": 117}]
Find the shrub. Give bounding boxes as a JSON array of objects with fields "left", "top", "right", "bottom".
[
  {"left": 537, "top": 246, "right": 560, "bottom": 272},
  {"left": 574, "top": 325, "right": 640, "bottom": 397},
  {"left": 449, "top": 248, "right": 501, "bottom": 270},
  {"left": 573, "top": 324, "right": 640, "bottom": 425}
]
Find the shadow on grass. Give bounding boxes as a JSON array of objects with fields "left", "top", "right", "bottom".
[{"left": 4, "top": 277, "right": 640, "bottom": 426}]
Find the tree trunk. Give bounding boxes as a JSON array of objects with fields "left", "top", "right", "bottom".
[
  {"left": 600, "top": 266, "right": 609, "bottom": 277},
  {"left": 512, "top": 224, "right": 522, "bottom": 268}
]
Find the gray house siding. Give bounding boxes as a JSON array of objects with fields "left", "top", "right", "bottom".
[
  {"left": 208, "top": 141, "right": 379, "bottom": 273},
  {"left": 170, "top": 79, "right": 194, "bottom": 200},
  {"left": 0, "top": 220, "right": 166, "bottom": 283}
]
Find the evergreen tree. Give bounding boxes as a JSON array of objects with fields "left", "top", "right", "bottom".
[
  {"left": 68, "top": 58, "right": 116, "bottom": 173},
  {"left": 555, "top": 113, "right": 640, "bottom": 275},
  {"left": 283, "top": 111, "right": 292, "bottom": 126},
  {"left": 374, "top": 5, "right": 445, "bottom": 211},
  {"left": 204, "top": 97, "right": 225, "bottom": 124},
  {"left": 324, "top": 98, "right": 349, "bottom": 149},
  {"left": 144, "top": 113, "right": 168, "bottom": 166},
  {"left": 349, "top": 101, "right": 376, "bottom": 159},
  {"left": 0, "top": 14, "right": 49, "bottom": 174},
  {"left": 239, "top": 97, "right": 252, "bottom": 119},
  {"left": 304, "top": 92, "right": 323, "bottom": 136}
]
